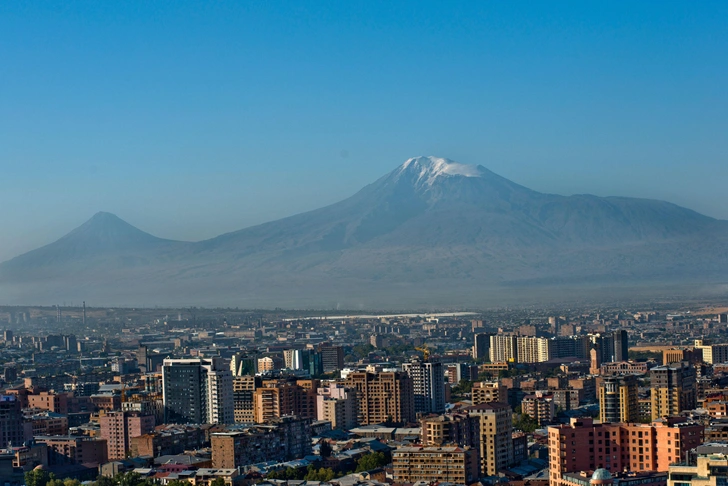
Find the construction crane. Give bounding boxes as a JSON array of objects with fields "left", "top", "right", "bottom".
[{"left": 415, "top": 343, "right": 430, "bottom": 362}]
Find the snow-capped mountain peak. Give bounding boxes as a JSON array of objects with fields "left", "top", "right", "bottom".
[{"left": 400, "top": 156, "right": 481, "bottom": 186}]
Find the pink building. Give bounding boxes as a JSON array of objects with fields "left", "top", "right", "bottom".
[
  {"left": 548, "top": 417, "right": 702, "bottom": 486},
  {"left": 100, "top": 411, "right": 155, "bottom": 460}
]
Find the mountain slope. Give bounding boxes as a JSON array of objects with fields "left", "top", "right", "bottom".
[
  {"left": 0, "top": 211, "right": 189, "bottom": 277},
  {"left": 1, "top": 157, "right": 727, "bottom": 307}
]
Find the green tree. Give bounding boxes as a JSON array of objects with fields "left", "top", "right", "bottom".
[
  {"left": 355, "top": 452, "right": 388, "bottom": 473},
  {"left": 210, "top": 478, "right": 227, "bottom": 486},
  {"left": 304, "top": 468, "right": 335, "bottom": 482},
  {"left": 25, "top": 470, "right": 53, "bottom": 486},
  {"left": 166, "top": 480, "right": 192, "bottom": 486},
  {"left": 116, "top": 472, "right": 143, "bottom": 486},
  {"left": 513, "top": 413, "right": 539, "bottom": 433},
  {"left": 94, "top": 476, "right": 116, "bottom": 486},
  {"left": 319, "top": 439, "right": 332, "bottom": 458},
  {"left": 451, "top": 380, "right": 473, "bottom": 399}
]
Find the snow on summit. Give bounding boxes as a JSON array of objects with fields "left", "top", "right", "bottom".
[{"left": 400, "top": 156, "right": 481, "bottom": 186}]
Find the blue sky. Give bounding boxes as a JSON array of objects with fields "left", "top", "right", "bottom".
[{"left": 1, "top": 1, "right": 727, "bottom": 261}]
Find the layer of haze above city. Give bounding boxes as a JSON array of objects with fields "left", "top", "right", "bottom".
[{"left": 1, "top": 2, "right": 727, "bottom": 309}]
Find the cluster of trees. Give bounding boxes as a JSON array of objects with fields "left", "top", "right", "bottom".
[
  {"left": 450, "top": 380, "right": 473, "bottom": 400},
  {"left": 266, "top": 451, "right": 389, "bottom": 481},
  {"left": 354, "top": 452, "right": 388, "bottom": 472},
  {"left": 25, "top": 471, "right": 228, "bottom": 486},
  {"left": 512, "top": 407, "right": 539, "bottom": 433},
  {"left": 25, "top": 471, "right": 82, "bottom": 486},
  {"left": 265, "top": 465, "right": 336, "bottom": 482}
]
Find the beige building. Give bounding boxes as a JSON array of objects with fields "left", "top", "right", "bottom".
[
  {"left": 233, "top": 376, "right": 256, "bottom": 424},
  {"left": 257, "top": 357, "right": 275, "bottom": 372},
  {"left": 667, "top": 444, "right": 728, "bottom": 486},
  {"left": 599, "top": 374, "right": 638, "bottom": 423},
  {"left": 651, "top": 363, "right": 696, "bottom": 420},
  {"left": 392, "top": 446, "right": 479, "bottom": 485},
  {"left": 466, "top": 402, "right": 514, "bottom": 475},
  {"left": 695, "top": 340, "right": 728, "bottom": 365},
  {"left": 472, "top": 381, "right": 504, "bottom": 404}
]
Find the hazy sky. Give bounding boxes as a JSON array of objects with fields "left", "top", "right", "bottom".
[{"left": 1, "top": 1, "right": 727, "bottom": 262}]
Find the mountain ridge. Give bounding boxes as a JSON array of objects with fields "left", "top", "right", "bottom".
[{"left": 1, "top": 156, "right": 727, "bottom": 308}]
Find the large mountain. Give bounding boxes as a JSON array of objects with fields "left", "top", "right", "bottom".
[{"left": 2, "top": 156, "right": 727, "bottom": 308}]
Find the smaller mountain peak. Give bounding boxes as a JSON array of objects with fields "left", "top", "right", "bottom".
[
  {"left": 89, "top": 211, "right": 121, "bottom": 221},
  {"left": 399, "top": 156, "right": 482, "bottom": 186}
]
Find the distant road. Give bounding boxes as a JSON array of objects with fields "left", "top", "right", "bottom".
[
  {"left": 282, "top": 312, "right": 478, "bottom": 321},
  {"left": 629, "top": 345, "right": 677, "bottom": 352}
]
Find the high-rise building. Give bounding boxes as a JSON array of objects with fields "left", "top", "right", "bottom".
[
  {"left": 318, "top": 343, "right": 345, "bottom": 373},
  {"left": 283, "top": 350, "right": 324, "bottom": 376},
  {"left": 344, "top": 371, "right": 415, "bottom": 425},
  {"left": 316, "top": 383, "right": 358, "bottom": 430},
  {"left": 599, "top": 374, "right": 638, "bottom": 423},
  {"left": 420, "top": 412, "right": 480, "bottom": 448},
  {"left": 490, "top": 335, "right": 517, "bottom": 363},
  {"left": 521, "top": 393, "right": 555, "bottom": 425},
  {"left": 612, "top": 330, "right": 629, "bottom": 362},
  {"left": 233, "top": 375, "right": 257, "bottom": 423},
  {"left": 473, "top": 333, "right": 492, "bottom": 361},
  {"left": 548, "top": 417, "right": 703, "bottom": 486},
  {"left": 0, "top": 396, "right": 31, "bottom": 449},
  {"left": 465, "top": 402, "right": 513, "bottom": 476},
  {"left": 402, "top": 359, "right": 445, "bottom": 415},
  {"left": 230, "top": 352, "right": 257, "bottom": 376},
  {"left": 489, "top": 335, "right": 554, "bottom": 364},
  {"left": 162, "top": 358, "right": 234, "bottom": 425},
  {"left": 516, "top": 336, "right": 553, "bottom": 363},
  {"left": 253, "top": 379, "right": 318, "bottom": 423},
  {"left": 100, "top": 411, "right": 155, "bottom": 460},
  {"left": 212, "top": 417, "right": 312, "bottom": 468},
  {"left": 393, "top": 446, "right": 479, "bottom": 485},
  {"left": 651, "top": 363, "right": 697, "bottom": 420}
]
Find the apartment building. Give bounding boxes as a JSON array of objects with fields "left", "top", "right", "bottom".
[
  {"left": 253, "top": 379, "right": 318, "bottom": 423},
  {"left": 465, "top": 402, "right": 514, "bottom": 476},
  {"left": 599, "top": 374, "right": 639, "bottom": 423},
  {"left": 99, "top": 411, "right": 155, "bottom": 461},
  {"left": 548, "top": 417, "right": 703, "bottom": 486},
  {"left": 402, "top": 359, "right": 446, "bottom": 414},
  {"left": 316, "top": 382, "right": 358, "bottom": 430},
  {"left": 211, "top": 417, "right": 311, "bottom": 468},
  {"left": 392, "top": 446, "right": 479, "bottom": 485},
  {"left": 344, "top": 371, "right": 415, "bottom": 425},
  {"left": 162, "top": 358, "right": 234, "bottom": 425},
  {"left": 232, "top": 375, "right": 257, "bottom": 424},
  {"left": 651, "top": 363, "right": 697, "bottom": 420}
]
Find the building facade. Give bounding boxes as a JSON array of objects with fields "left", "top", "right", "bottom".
[
  {"left": 599, "top": 375, "right": 638, "bottom": 423},
  {"left": 392, "top": 446, "right": 479, "bottom": 485},
  {"left": 344, "top": 371, "right": 415, "bottom": 425},
  {"left": 402, "top": 359, "right": 446, "bottom": 415}
]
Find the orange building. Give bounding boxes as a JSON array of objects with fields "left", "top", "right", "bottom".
[
  {"left": 28, "top": 392, "right": 69, "bottom": 414},
  {"left": 548, "top": 417, "right": 702, "bottom": 486}
]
